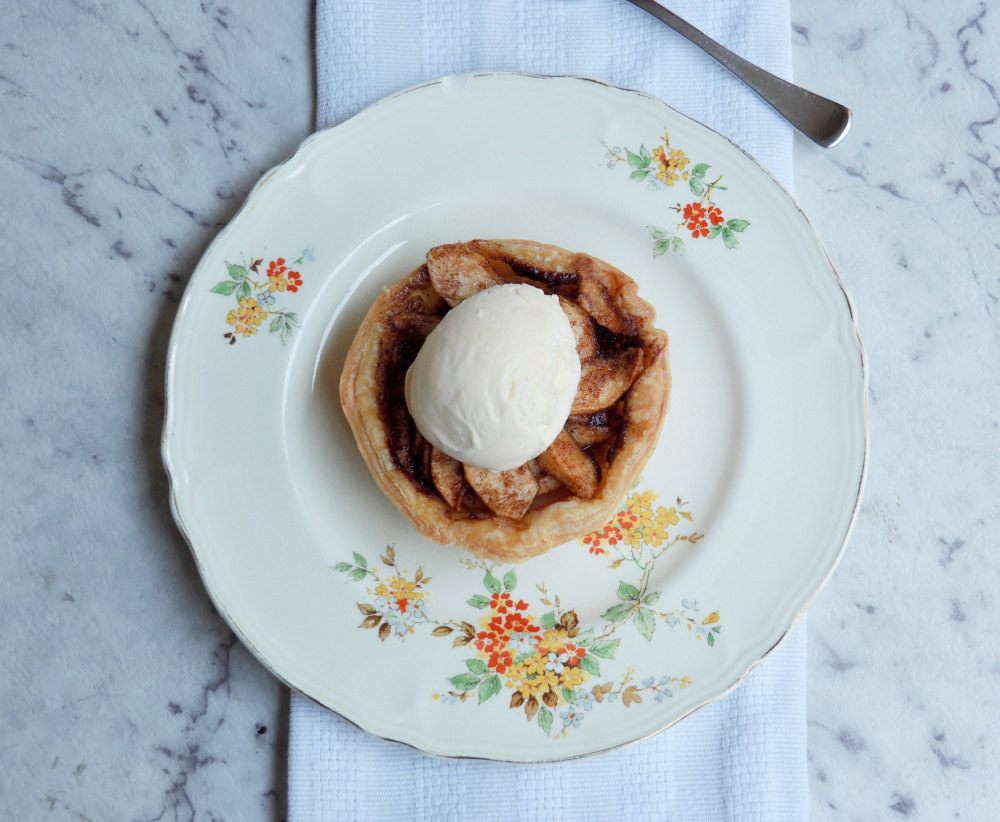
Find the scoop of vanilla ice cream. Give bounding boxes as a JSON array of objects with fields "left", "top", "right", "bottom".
[{"left": 405, "top": 283, "right": 581, "bottom": 471}]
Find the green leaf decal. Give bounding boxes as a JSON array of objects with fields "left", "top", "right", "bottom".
[
  {"left": 722, "top": 227, "right": 739, "bottom": 249},
  {"left": 484, "top": 572, "right": 502, "bottom": 594},
  {"left": 706, "top": 225, "right": 723, "bottom": 240},
  {"left": 562, "top": 687, "right": 577, "bottom": 704},
  {"left": 640, "top": 145, "right": 651, "bottom": 166},
  {"left": 630, "top": 169, "right": 651, "bottom": 181},
  {"left": 643, "top": 592, "right": 661, "bottom": 605},
  {"left": 449, "top": 673, "right": 481, "bottom": 692},
  {"left": 280, "top": 321, "right": 293, "bottom": 346},
  {"left": 540, "top": 611, "right": 557, "bottom": 630},
  {"left": 270, "top": 316, "right": 283, "bottom": 333},
  {"left": 707, "top": 632, "right": 715, "bottom": 646},
  {"left": 332, "top": 563, "right": 352, "bottom": 572},
  {"left": 479, "top": 675, "right": 501, "bottom": 704},
  {"left": 601, "top": 603, "right": 634, "bottom": 622},
  {"left": 634, "top": 607, "right": 656, "bottom": 641},
  {"left": 578, "top": 654, "right": 600, "bottom": 676},
  {"left": 467, "top": 594, "right": 490, "bottom": 609},
  {"left": 689, "top": 178, "right": 706, "bottom": 196},
  {"left": 671, "top": 236, "right": 685, "bottom": 254},
  {"left": 588, "top": 639, "right": 620, "bottom": 659},
  {"left": 503, "top": 570, "right": 517, "bottom": 592},
  {"left": 348, "top": 568, "right": 367, "bottom": 582},
  {"left": 617, "top": 581, "right": 640, "bottom": 601},
  {"left": 574, "top": 630, "right": 595, "bottom": 647},
  {"left": 648, "top": 226, "right": 668, "bottom": 240},
  {"left": 465, "top": 659, "right": 489, "bottom": 676},
  {"left": 353, "top": 552, "right": 367, "bottom": 569},
  {"left": 653, "top": 238, "right": 671, "bottom": 258},
  {"left": 227, "top": 263, "right": 248, "bottom": 280},
  {"left": 236, "top": 281, "right": 251, "bottom": 302},
  {"left": 691, "top": 163, "right": 710, "bottom": 179},
  {"left": 538, "top": 705, "right": 553, "bottom": 735},
  {"left": 726, "top": 219, "right": 750, "bottom": 232},
  {"left": 626, "top": 148, "right": 649, "bottom": 169},
  {"left": 210, "top": 280, "right": 238, "bottom": 296}
]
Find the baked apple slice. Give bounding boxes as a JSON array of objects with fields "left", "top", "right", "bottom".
[
  {"left": 463, "top": 463, "right": 539, "bottom": 520},
  {"left": 536, "top": 430, "right": 600, "bottom": 499},
  {"left": 572, "top": 347, "right": 644, "bottom": 414},
  {"left": 575, "top": 257, "right": 639, "bottom": 337},
  {"left": 427, "top": 243, "right": 503, "bottom": 307},
  {"left": 430, "top": 447, "right": 467, "bottom": 510},
  {"left": 559, "top": 297, "right": 598, "bottom": 360}
]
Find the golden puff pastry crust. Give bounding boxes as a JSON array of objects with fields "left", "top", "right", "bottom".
[{"left": 339, "top": 240, "right": 670, "bottom": 562}]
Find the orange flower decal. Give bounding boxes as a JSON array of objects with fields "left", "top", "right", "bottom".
[
  {"left": 683, "top": 202, "right": 709, "bottom": 237},
  {"left": 582, "top": 523, "right": 625, "bottom": 554}
]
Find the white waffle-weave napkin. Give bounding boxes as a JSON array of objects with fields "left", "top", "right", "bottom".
[{"left": 291, "top": 2, "right": 804, "bottom": 820}]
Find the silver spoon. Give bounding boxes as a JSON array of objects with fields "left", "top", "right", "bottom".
[{"left": 625, "top": 0, "right": 852, "bottom": 148}]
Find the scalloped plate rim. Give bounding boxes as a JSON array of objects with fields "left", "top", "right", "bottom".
[{"left": 161, "top": 71, "right": 869, "bottom": 763}]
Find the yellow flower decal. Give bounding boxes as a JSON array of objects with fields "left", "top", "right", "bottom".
[
  {"left": 651, "top": 146, "right": 690, "bottom": 185},
  {"left": 657, "top": 507, "right": 680, "bottom": 527},
  {"left": 668, "top": 148, "right": 690, "bottom": 178},
  {"left": 559, "top": 666, "right": 585, "bottom": 688},
  {"left": 622, "top": 529, "right": 642, "bottom": 549},
  {"left": 226, "top": 297, "right": 265, "bottom": 337},
  {"left": 538, "top": 629, "right": 571, "bottom": 652},
  {"left": 613, "top": 491, "right": 675, "bottom": 547},
  {"left": 508, "top": 666, "right": 560, "bottom": 700},
  {"left": 630, "top": 490, "right": 655, "bottom": 510},
  {"left": 374, "top": 575, "right": 425, "bottom": 610}
]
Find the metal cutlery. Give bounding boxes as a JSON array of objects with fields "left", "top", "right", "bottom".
[{"left": 625, "top": 0, "right": 852, "bottom": 147}]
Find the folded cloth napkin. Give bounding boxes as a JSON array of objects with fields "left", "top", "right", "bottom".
[
  {"left": 291, "top": 2, "right": 804, "bottom": 820},
  {"left": 289, "top": 626, "right": 806, "bottom": 822}
]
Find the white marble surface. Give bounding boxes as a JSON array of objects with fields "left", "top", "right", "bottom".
[
  {"left": 793, "top": 3, "right": 1000, "bottom": 819},
  {"left": 1, "top": 1, "right": 998, "bottom": 820}
]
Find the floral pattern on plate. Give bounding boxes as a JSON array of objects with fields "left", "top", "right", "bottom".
[
  {"left": 210, "top": 251, "right": 311, "bottom": 345},
  {"left": 603, "top": 129, "right": 750, "bottom": 256},
  {"left": 333, "top": 491, "right": 721, "bottom": 738}
]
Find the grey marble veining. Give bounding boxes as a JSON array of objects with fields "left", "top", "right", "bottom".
[
  {"left": 1, "top": 1, "right": 312, "bottom": 819},
  {"left": 793, "top": 1, "right": 1000, "bottom": 819},
  {"left": 1, "top": 1, "right": 998, "bottom": 820}
]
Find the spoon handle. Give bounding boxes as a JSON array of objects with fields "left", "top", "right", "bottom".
[{"left": 626, "top": 0, "right": 852, "bottom": 148}]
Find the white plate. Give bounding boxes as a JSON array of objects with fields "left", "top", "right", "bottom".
[{"left": 163, "top": 73, "right": 867, "bottom": 762}]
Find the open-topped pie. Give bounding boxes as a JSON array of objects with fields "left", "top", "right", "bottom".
[{"left": 340, "top": 240, "right": 670, "bottom": 562}]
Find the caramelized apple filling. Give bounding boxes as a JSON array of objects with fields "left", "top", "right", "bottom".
[{"left": 374, "top": 243, "right": 659, "bottom": 522}]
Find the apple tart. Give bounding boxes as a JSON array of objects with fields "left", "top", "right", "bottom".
[{"left": 340, "top": 240, "right": 670, "bottom": 562}]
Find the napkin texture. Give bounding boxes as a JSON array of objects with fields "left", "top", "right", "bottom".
[
  {"left": 289, "top": 624, "right": 805, "bottom": 822},
  {"left": 315, "top": 0, "right": 792, "bottom": 186},
  {"left": 294, "top": 2, "right": 803, "bottom": 819}
]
